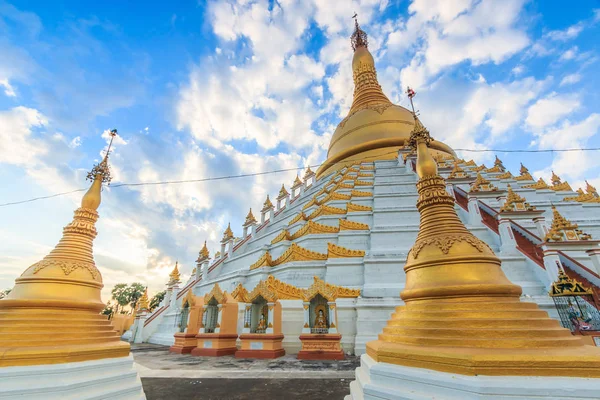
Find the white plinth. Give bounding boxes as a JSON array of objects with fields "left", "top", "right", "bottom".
[
  {"left": 0, "top": 355, "right": 145, "bottom": 399},
  {"left": 346, "top": 354, "right": 600, "bottom": 400}
]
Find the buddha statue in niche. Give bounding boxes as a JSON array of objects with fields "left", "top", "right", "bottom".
[
  {"left": 257, "top": 313, "right": 267, "bottom": 331},
  {"left": 314, "top": 309, "right": 328, "bottom": 329}
]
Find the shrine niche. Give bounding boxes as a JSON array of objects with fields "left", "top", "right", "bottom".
[
  {"left": 190, "top": 283, "right": 239, "bottom": 357},
  {"left": 169, "top": 290, "right": 203, "bottom": 354},
  {"left": 234, "top": 276, "right": 303, "bottom": 359},
  {"left": 297, "top": 277, "right": 361, "bottom": 360}
]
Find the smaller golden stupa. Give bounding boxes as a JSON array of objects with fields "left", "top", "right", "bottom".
[{"left": 0, "top": 130, "right": 129, "bottom": 367}]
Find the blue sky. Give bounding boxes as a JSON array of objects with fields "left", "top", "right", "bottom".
[{"left": 1, "top": 0, "right": 599, "bottom": 299}]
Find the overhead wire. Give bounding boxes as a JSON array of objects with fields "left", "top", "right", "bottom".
[{"left": 1, "top": 146, "right": 599, "bottom": 208}]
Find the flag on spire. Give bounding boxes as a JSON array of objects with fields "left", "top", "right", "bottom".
[{"left": 406, "top": 87, "right": 416, "bottom": 99}]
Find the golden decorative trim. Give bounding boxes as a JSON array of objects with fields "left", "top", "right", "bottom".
[
  {"left": 523, "top": 178, "right": 549, "bottom": 190},
  {"left": 469, "top": 173, "right": 498, "bottom": 193},
  {"left": 354, "top": 180, "right": 373, "bottom": 186},
  {"left": 338, "top": 219, "right": 370, "bottom": 231},
  {"left": 337, "top": 182, "right": 354, "bottom": 189},
  {"left": 244, "top": 209, "right": 258, "bottom": 226},
  {"left": 496, "top": 171, "right": 513, "bottom": 179},
  {"left": 500, "top": 184, "right": 536, "bottom": 213},
  {"left": 327, "top": 242, "right": 366, "bottom": 258},
  {"left": 168, "top": 261, "right": 181, "bottom": 284},
  {"left": 357, "top": 172, "right": 374, "bottom": 177},
  {"left": 307, "top": 204, "right": 347, "bottom": 219},
  {"left": 272, "top": 243, "right": 328, "bottom": 265},
  {"left": 232, "top": 284, "right": 250, "bottom": 302},
  {"left": 350, "top": 189, "right": 372, "bottom": 197},
  {"left": 346, "top": 202, "right": 373, "bottom": 212},
  {"left": 545, "top": 206, "right": 592, "bottom": 242},
  {"left": 261, "top": 195, "right": 274, "bottom": 212},
  {"left": 271, "top": 230, "right": 291, "bottom": 244},
  {"left": 550, "top": 269, "right": 592, "bottom": 296},
  {"left": 204, "top": 283, "right": 226, "bottom": 304},
  {"left": 303, "top": 276, "right": 361, "bottom": 301},
  {"left": 267, "top": 322, "right": 273, "bottom": 328},
  {"left": 302, "top": 197, "right": 317, "bottom": 210},
  {"left": 303, "top": 322, "right": 309, "bottom": 328},
  {"left": 410, "top": 233, "right": 491, "bottom": 259},
  {"left": 31, "top": 259, "right": 100, "bottom": 280},
  {"left": 290, "top": 220, "right": 339, "bottom": 240},
  {"left": 247, "top": 275, "right": 305, "bottom": 302},
  {"left": 250, "top": 252, "right": 273, "bottom": 270},
  {"left": 360, "top": 165, "right": 375, "bottom": 170},
  {"left": 288, "top": 212, "right": 308, "bottom": 225}
]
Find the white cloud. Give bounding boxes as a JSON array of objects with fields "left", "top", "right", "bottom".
[
  {"left": 0, "top": 106, "right": 48, "bottom": 166},
  {"left": 0, "top": 78, "right": 16, "bottom": 97},
  {"left": 69, "top": 136, "right": 81, "bottom": 148},
  {"left": 525, "top": 93, "right": 580, "bottom": 130},
  {"left": 559, "top": 46, "right": 578, "bottom": 61},
  {"left": 559, "top": 73, "right": 581, "bottom": 87},
  {"left": 546, "top": 22, "right": 584, "bottom": 41}
]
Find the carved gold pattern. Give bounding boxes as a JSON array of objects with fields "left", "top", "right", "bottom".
[
  {"left": 204, "top": 283, "right": 226, "bottom": 304},
  {"left": 31, "top": 259, "right": 100, "bottom": 280},
  {"left": 523, "top": 178, "right": 549, "bottom": 190},
  {"left": 292, "top": 175, "right": 303, "bottom": 188},
  {"left": 515, "top": 163, "right": 533, "bottom": 181},
  {"left": 338, "top": 218, "right": 370, "bottom": 231},
  {"left": 410, "top": 233, "right": 491, "bottom": 259},
  {"left": 346, "top": 202, "right": 373, "bottom": 212},
  {"left": 303, "top": 276, "right": 361, "bottom": 301},
  {"left": 354, "top": 180, "right": 373, "bottom": 186},
  {"left": 327, "top": 242, "right": 366, "bottom": 258},
  {"left": 232, "top": 284, "right": 250, "bottom": 302},
  {"left": 169, "top": 261, "right": 181, "bottom": 285},
  {"left": 500, "top": 184, "right": 536, "bottom": 213},
  {"left": 303, "top": 167, "right": 315, "bottom": 180},
  {"left": 496, "top": 171, "right": 513, "bottom": 180},
  {"left": 350, "top": 189, "right": 372, "bottom": 197},
  {"left": 221, "top": 223, "right": 234, "bottom": 242},
  {"left": 550, "top": 269, "right": 592, "bottom": 296},
  {"left": 288, "top": 212, "right": 308, "bottom": 225},
  {"left": 544, "top": 206, "right": 592, "bottom": 242},
  {"left": 277, "top": 184, "right": 289, "bottom": 200},
  {"left": 448, "top": 162, "right": 469, "bottom": 179},
  {"left": 307, "top": 204, "right": 347, "bottom": 219},
  {"left": 271, "top": 230, "right": 291, "bottom": 244},
  {"left": 272, "top": 243, "right": 328, "bottom": 265},
  {"left": 244, "top": 209, "right": 258, "bottom": 226},
  {"left": 196, "top": 241, "right": 210, "bottom": 263},
  {"left": 261, "top": 195, "right": 274, "bottom": 212},
  {"left": 469, "top": 173, "right": 498, "bottom": 193},
  {"left": 290, "top": 220, "right": 339, "bottom": 240},
  {"left": 250, "top": 252, "right": 273, "bottom": 270}
]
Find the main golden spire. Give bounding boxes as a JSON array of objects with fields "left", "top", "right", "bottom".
[
  {"left": 317, "top": 19, "right": 454, "bottom": 178},
  {"left": 366, "top": 112, "right": 600, "bottom": 377},
  {"left": 0, "top": 130, "right": 129, "bottom": 367}
]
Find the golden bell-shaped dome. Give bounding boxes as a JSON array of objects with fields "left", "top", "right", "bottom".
[{"left": 317, "top": 21, "right": 454, "bottom": 178}]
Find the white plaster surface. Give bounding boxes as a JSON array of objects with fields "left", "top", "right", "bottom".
[
  {"left": 0, "top": 355, "right": 145, "bottom": 399},
  {"left": 346, "top": 354, "right": 600, "bottom": 400}
]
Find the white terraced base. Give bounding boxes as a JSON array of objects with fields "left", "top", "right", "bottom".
[
  {"left": 345, "top": 354, "right": 600, "bottom": 400},
  {"left": 0, "top": 355, "right": 145, "bottom": 399},
  {"left": 140, "top": 156, "right": 600, "bottom": 353}
]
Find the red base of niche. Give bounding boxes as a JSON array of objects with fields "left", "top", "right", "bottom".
[
  {"left": 297, "top": 350, "right": 345, "bottom": 360},
  {"left": 190, "top": 347, "right": 237, "bottom": 357},
  {"left": 169, "top": 345, "right": 196, "bottom": 354},
  {"left": 235, "top": 348, "right": 285, "bottom": 359}
]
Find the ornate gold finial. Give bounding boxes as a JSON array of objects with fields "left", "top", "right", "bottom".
[
  {"left": 545, "top": 206, "right": 592, "bottom": 242},
  {"left": 261, "top": 195, "right": 274, "bottom": 212},
  {"left": 407, "top": 112, "right": 436, "bottom": 178},
  {"left": 222, "top": 223, "right": 234, "bottom": 242},
  {"left": 303, "top": 166, "right": 314, "bottom": 180},
  {"left": 523, "top": 177, "right": 549, "bottom": 190},
  {"left": 550, "top": 268, "right": 593, "bottom": 296},
  {"left": 138, "top": 287, "right": 150, "bottom": 311},
  {"left": 500, "top": 184, "right": 536, "bottom": 212},
  {"left": 470, "top": 172, "right": 498, "bottom": 193},
  {"left": 244, "top": 209, "right": 257, "bottom": 226},
  {"left": 515, "top": 163, "right": 533, "bottom": 181},
  {"left": 292, "top": 175, "right": 303, "bottom": 188},
  {"left": 196, "top": 241, "right": 210, "bottom": 263},
  {"left": 494, "top": 155, "right": 505, "bottom": 171},
  {"left": 169, "top": 261, "right": 181, "bottom": 284},
  {"left": 586, "top": 180, "right": 598, "bottom": 197},
  {"left": 0, "top": 137, "right": 130, "bottom": 367},
  {"left": 551, "top": 171, "right": 561, "bottom": 186},
  {"left": 350, "top": 13, "right": 368, "bottom": 50},
  {"left": 448, "top": 162, "right": 470, "bottom": 179},
  {"left": 277, "top": 185, "right": 289, "bottom": 199},
  {"left": 367, "top": 107, "right": 600, "bottom": 378}
]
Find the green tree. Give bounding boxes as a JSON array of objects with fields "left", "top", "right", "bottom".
[
  {"left": 149, "top": 290, "right": 166, "bottom": 311},
  {"left": 102, "top": 301, "right": 115, "bottom": 318},
  {"left": 111, "top": 283, "right": 130, "bottom": 314},
  {"left": 126, "top": 283, "right": 145, "bottom": 310},
  {"left": 0, "top": 288, "right": 11, "bottom": 300}
]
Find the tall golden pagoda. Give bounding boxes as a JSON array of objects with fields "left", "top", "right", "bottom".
[
  {"left": 316, "top": 19, "right": 454, "bottom": 178},
  {"left": 0, "top": 132, "right": 130, "bottom": 367},
  {"left": 366, "top": 111, "right": 600, "bottom": 377}
]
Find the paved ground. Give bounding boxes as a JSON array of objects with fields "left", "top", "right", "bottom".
[{"left": 131, "top": 343, "right": 357, "bottom": 399}]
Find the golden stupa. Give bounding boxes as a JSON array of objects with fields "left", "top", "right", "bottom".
[
  {"left": 0, "top": 133, "right": 129, "bottom": 367},
  {"left": 317, "top": 20, "right": 454, "bottom": 178},
  {"left": 366, "top": 111, "right": 600, "bottom": 377}
]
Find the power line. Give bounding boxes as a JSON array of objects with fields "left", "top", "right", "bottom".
[{"left": 1, "top": 146, "right": 599, "bottom": 208}]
